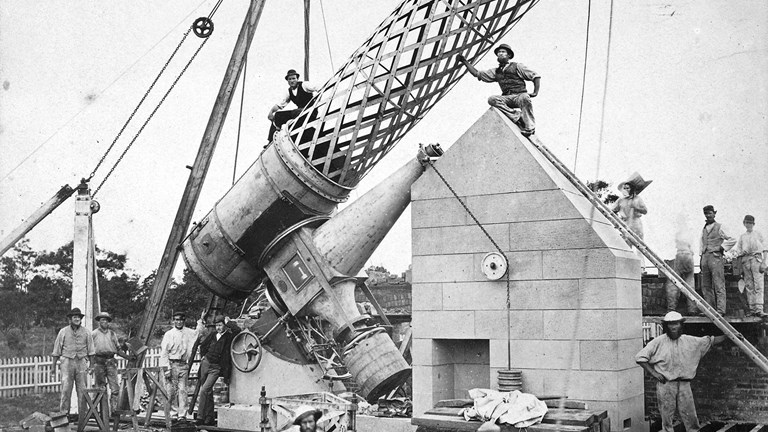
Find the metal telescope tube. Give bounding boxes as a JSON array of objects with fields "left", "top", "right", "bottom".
[{"left": 182, "top": 0, "right": 538, "bottom": 299}]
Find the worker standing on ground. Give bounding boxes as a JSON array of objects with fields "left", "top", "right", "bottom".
[
  {"left": 266, "top": 69, "right": 320, "bottom": 143},
  {"left": 159, "top": 310, "right": 205, "bottom": 420},
  {"left": 195, "top": 315, "right": 240, "bottom": 426},
  {"left": 456, "top": 44, "right": 540, "bottom": 136},
  {"left": 700, "top": 205, "right": 737, "bottom": 316},
  {"left": 726, "top": 215, "right": 767, "bottom": 317},
  {"left": 50, "top": 307, "right": 95, "bottom": 417},
  {"left": 636, "top": 312, "right": 727, "bottom": 432},
  {"left": 91, "top": 311, "right": 132, "bottom": 414}
]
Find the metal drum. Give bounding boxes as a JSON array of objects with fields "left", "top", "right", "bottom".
[{"left": 343, "top": 330, "right": 411, "bottom": 403}]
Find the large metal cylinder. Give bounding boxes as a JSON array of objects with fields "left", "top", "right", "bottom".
[
  {"left": 344, "top": 331, "right": 411, "bottom": 403},
  {"left": 181, "top": 133, "right": 352, "bottom": 299}
]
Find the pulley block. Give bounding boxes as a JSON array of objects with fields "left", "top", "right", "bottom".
[{"left": 193, "top": 17, "right": 214, "bottom": 38}]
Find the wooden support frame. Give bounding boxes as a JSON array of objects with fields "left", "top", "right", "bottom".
[{"left": 78, "top": 388, "right": 110, "bottom": 432}]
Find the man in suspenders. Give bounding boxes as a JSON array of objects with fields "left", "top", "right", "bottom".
[{"left": 267, "top": 69, "right": 320, "bottom": 143}]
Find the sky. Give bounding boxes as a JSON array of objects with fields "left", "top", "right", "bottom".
[{"left": 1, "top": 0, "right": 766, "bottom": 280}]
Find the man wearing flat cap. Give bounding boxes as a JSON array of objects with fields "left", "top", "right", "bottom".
[
  {"left": 91, "top": 311, "right": 131, "bottom": 413},
  {"left": 159, "top": 310, "right": 205, "bottom": 419},
  {"left": 636, "top": 312, "right": 726, "bottom": 432},
  {"left": 700, "top": 205, "right": 736, "bottom": 315},
  {"left": 727, "top": 214, "right": 767, "bottom": 317},
  {"left": 456, "top": 44, "right": 541, "bottom": 136},
  {"left": 291, "top": 405, "right": 323, "bottom": 432},
  {"left": 266, "top": 69, "right": 320, "bottom": 143},
  {"left": 51, "top": 307, "right": 95, "bottom": 415}
]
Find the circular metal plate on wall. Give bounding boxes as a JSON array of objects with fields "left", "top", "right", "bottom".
[{"left": 481, "top": 252, "right": 508, "bottom": 280}]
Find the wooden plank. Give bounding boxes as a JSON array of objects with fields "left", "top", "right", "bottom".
[
  {"left": 435, "top": 399, "right": 474, "bottom": 408},
  {"left": 747, "top": 425, "right": 763, "bottom": 432},
  {"left": 544, "top": 400, "right": 589, "bottom": 410},
  {"left": 717, "top": 423, "right": 738, "bottom": 432},
  {"left": 541, "top": 409, "right": 599, "bottom": 427},
  {"left": 425, "top": 407, "right": 464, "bottom": 416},
  {"left": 412, "top": 414, "right": 590, "bottom": 432},
  {"left": 0, "top": 184, "right": 74, "bottom": 257}
]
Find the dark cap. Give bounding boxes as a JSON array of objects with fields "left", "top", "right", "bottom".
[
  {"left": 703, "top": 205, "right": 716, "bottom": 213},
  {"left": 67, "top": 308, "right": 85, "bottom": 318},
  {"left": 172, "top": 311, "right": 186, "bottom": 320},
  {"left": 95, "top": 311, "right": 112, "bottom": 322},
  {"left": 744, "top": 215, "right": 755, "bottom": 223},
  {"left": 285, "top": 69, "right": 300, "bottom": 80},
  {"left": 213, "top": 315, "right": 225, "bottom": 324},
  {"left": 493, "top": 44, "right": 514, "bottom": 58}
]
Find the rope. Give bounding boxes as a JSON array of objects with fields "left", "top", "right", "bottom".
[
  {"left": 319, "top": 0, "right": 336, "bottom": 72},
  {"left": 596, "top": 0, "right": 615, "bottom": 165},
  {"left": 233, "top": 55, "right": 248, "bottom": 185},
  {"left": 88, "top": 29, "right": 193, "bottom": 182},
  {"left": 572, "top": 0, "right": 592, "bottom": 173},
  {"left": 0, "top": 0, "right": 210, "bottom": 184},
  {"left": 426, "top": 158, "right": 513, "bottom": 369},
  {"left": 207, "top": 0, "right": 224, "bottom": 19},
  {"left": 92, "top": 36, "right": 211, "bottom": 197}
]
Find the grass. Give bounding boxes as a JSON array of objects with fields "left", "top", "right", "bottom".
[{"left": 0, "top": 392, "right": 60, "bottom": 428}]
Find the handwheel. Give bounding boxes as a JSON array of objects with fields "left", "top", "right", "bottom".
[
  {"left": 231, "top": 330, "right": 263, "bottom": 372},
  {"left": 192, "top": 17, "right": 214, "bottom": 38}
]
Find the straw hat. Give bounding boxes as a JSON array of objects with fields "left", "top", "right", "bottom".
[
  {"left": 617, "top": 172, "right": 652, "bottom": 195},
  {"left": 292, "top": 406, "right": 322, "bottom": 425}
]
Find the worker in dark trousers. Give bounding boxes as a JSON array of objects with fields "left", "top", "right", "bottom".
[
  {"left": 195, "top": 315, "right": 240, "bottom": 426},
  {"left": 266, "top": 69, "right": 320, "bottom": 143},
  {"left": 456, "top": 44, "right": 541, "bottom": 136},
  {"left": 699, "top": 205, "right": 736, "bottom": 315}
]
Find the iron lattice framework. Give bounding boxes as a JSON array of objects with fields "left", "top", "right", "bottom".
[{"left": 286, "top": 0, "right": 539, "bottom": 186}]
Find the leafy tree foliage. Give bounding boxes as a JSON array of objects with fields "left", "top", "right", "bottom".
[{"left": 587, "top": 179, "right": 619, "bottom": 205}]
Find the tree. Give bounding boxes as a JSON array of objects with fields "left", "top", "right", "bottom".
[
  {"left": 0, "top": 239, "right": 39, "bottom": 292},
  {"left": 587, "top": 180, "right": 619, "bottom": 206}
]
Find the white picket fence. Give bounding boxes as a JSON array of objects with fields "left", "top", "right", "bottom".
[{"left": 0, "top": 347, "right": 163, "bottom": 398}]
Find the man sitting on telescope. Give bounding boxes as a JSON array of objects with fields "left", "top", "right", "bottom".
[{"left": 267, "top": 69, "right": 320, "bottom": 143}]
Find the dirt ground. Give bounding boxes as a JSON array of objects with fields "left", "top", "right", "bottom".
[{"left": 0, "top": 392, "right": 59, "bottom": 430}]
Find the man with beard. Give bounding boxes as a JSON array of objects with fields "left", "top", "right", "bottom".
[
  {"left": 291, "top": 406, "right": 323, "bottom": 432},
  {"left": 456, "top": 44, "right": 541, "bottom": 136},
  {"left": 195, "top": 315, "right": 240, "bottom": 426},
  {"left": 636, "top": 312, "right": 727, "bottom": 432},
  {"left": 50, "top": 308, "right": 95, "bottom": 417}
]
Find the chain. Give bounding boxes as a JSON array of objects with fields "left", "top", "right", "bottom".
[
  {"left": 93, "top": 36, "right": 210, "bottom": 197},
  {"left": 88, "top": 28, "right": 193, "bottom": 182}
]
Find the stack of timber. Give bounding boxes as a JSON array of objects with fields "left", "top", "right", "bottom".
[{"left": 412, "top": 398, "right": 609, "bottom": 432}]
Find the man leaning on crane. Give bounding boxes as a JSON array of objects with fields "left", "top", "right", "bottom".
[
  {"left": 266, "top": 69, "right": 320, "bottom": 143},
  {"left": 456, "top": 44, "right": 541, "bottom": 136},
  {"left": 159, "top": 310, "right": 205, "bottom": 419}
]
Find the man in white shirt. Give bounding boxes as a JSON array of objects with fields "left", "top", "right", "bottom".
[
  {"left": 636, "top": 312, "right": 726, "bottom": 432},
  {"left": 728, "top": 215, "right": 767, "bottom": 317},
  {"left": 266, "top": 69, "right": 320, "bottom": 143},
  {"left": 159, "top": 310, "right": 204, "bottom": 419}
]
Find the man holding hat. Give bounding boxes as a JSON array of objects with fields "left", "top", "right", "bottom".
[
  {"left": 700, "top": 205, "right": 736, "bottom": 315},
  {"left": 291, "top": 405, "right": 323, "bottom": 432},
  {"left": 266, "top": 69, "right": 320, "bottom": 143},
  {"left": 91, "top": 311, "right": 131, "bottom": 413},
  {"left": 727, "top": 215, "right": 767, "bottom": 317},
  {"left": 50, "top": 307, "right": 95, "bottom": 415},
  {"left": 636, "top": 311, "right": 726, "bottom": 432},
  {"left": 195, "top": 315, "right": 240, "bottom": 426},
  {"left": 456, "top": 44, "right": 541, "bottom": 136},
  {"left": 159, "top": 310, "right": 205, "bottom": 419}
]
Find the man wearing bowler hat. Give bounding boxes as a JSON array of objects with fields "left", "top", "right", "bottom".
[
  {"left": 727, "top": 215, "right": 767, "bottom": 317},
  {"left": 636, "top": 312, "right": 726, "bottom": 432},
  {"left": 91, "top": 311, "right": 131, "bottom": 413},
  {"left": 266, "top": 69, "right": 320, "bottom": 143},
  {"left": 700, "top": 205, "right": 736, "bottom": 315},
  {"left": 456, "top": 44, "right": 541, "bottom": 136},
  {"left": 51, "top": 307, "right": 95, "bottom": 416}
]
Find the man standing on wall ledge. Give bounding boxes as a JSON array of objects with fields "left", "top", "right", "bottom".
[
  {"left": 699, "top": 205, "right": 736, "bottom": 316},
  {"left": 636, "top": 311, "right": 727, "bottom": 432},
  {"left": 456, "top": 44, "right": 541, "bottom": 136}
]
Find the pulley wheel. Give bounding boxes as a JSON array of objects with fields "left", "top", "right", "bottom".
[
  {"left": 193, "top": 17, "right": 214, "bottom": 38},
  {"left": 230, "top": 330, "right": 263, "bottom": 372}
]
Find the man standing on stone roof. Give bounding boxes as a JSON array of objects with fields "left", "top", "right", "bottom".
[
  {"left": 636, "top": 311, "right": 727, "bottom": 432},
  {"left": 726, "top": 215, "right": 767, "bottom": 317},
  {"left": 266, "top": 69, "right": 320, "bottom": 143},
  {"left": 665, "top": 232, "right": 698, "bottom": 315},
  {"left": 699, "top": 205, "right": 737, "bottom": 315},
  {"left": 50, "top": 307, "right": 95, "bottom": 417},
  {"left": 160, "top": 310, "right": 205, "bottom": 419},
  {"left": 91, "top": 311, "right": 132, "bottom": 414},
  {"left": 456, "top": 44, "right": 541, "bottom": 136}
]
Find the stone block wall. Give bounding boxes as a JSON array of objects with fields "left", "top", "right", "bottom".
[{"left": 410, "top": 109, "right": 646, "bottom": 432}]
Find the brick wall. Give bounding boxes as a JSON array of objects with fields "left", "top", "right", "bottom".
[{"left": 641, "top": 272, "right": 768, "bottom": 423}]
